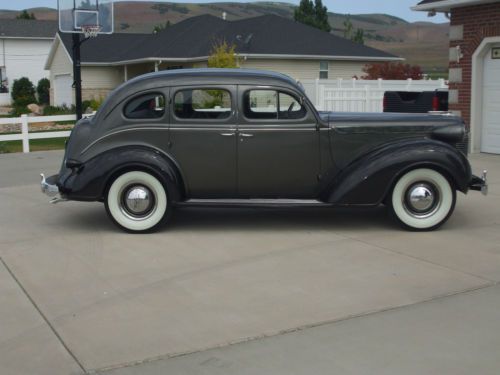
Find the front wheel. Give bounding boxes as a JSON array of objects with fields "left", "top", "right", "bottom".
[
  {"left": 105, "top": 171, "right": 171, "bottom": 233},
  {"left": 389, "top": 168, "right": 456, "bottom": 231}
]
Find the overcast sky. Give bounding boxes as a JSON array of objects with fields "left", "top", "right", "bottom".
[{"left": 0, "top": 0, "right": 448, "bottom": 23}]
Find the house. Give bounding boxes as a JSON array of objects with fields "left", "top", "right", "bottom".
[
  {"left": 413, "top": 0, "right": 500, "bottom": 154},
  {"left": 0, "top": 19, "right": 58, "bottom": 106},
  {"left": 45, "top": 14, "right": 401, "bottom": 107}
]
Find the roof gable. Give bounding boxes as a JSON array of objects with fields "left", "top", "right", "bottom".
[{"left": 57, "top": 14, "right": 400, "bottom": 65}]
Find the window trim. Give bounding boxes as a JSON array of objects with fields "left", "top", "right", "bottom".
[
  {"left": 242, "top": 88, "right": 308, "bottom": 123},
  {"left": 122, "top": 91, "right": 167, "bottom": 121},
  {"left": 171, "top": 87, "right": 234, "bottom": 123}
]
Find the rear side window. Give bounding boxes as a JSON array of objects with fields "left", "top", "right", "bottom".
[
  {"left": 174, "top": 89, "right": 231, "bottom": 120},
  {"left": 124, "top": 93, "right": 165, "bottom": 119},
  {"left": 244, "top": 90, "right": 306, "bottom": 120}
]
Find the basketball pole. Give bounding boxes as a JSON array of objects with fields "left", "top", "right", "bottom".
[{"left": 72, "top": 33, "right": 83, "bottom": 120}]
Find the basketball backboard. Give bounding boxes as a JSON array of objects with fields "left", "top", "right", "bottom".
[{"left": 58, "top": 0, "right": 114, "bottom": 35}]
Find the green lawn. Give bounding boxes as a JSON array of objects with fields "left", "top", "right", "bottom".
[{"left": 0, "top": 138, "right": 67, "bottom": 153}]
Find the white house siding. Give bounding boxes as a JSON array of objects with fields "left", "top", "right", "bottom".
[
  {"left": 0, "top": 38, "right": 53, "bottom": 105},
  {"left": 49, "top": 41, "right": 123, "bottom": 105},
  {"left": 239, "top": 59, "right": 368, "bottom": 81},
  {"left": 48, "top": 40, "right": 73, "bottom": 106}
]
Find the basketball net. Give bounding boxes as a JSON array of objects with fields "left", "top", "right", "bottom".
[{"left": 82, "top": 25, "right": 101, "bottom": 38}]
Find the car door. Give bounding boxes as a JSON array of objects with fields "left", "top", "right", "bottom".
[
  {"left": 237, "top": 86, "right": 320, "bottom": 198},
  {"left": 169, "top": 85, "right": 237, "bottom": 198}
]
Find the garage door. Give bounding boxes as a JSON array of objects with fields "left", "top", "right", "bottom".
[
  {"left": 54, "top": 74, "right": 73, "bottom": 107},
  {"left": 481, "top": 45, "right": 500, "bottom": 154}
]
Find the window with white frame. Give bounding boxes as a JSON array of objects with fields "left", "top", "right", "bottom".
[{"left": 319, "top": 61, "right": 329, "bottom": 79}]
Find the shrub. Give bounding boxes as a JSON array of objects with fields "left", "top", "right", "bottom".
[
  {"left": 37, "top": 78, "right": 50, "bottom": 105},
  {"left": 83, "top": 97, "right": 104, "bottom": 112},
  {"left": 42, "top": 105, "right": 74, "bottom": 116},
  {"left": 9, "top": 105, "right": 31, "bottom": 117},
  {"left": 11, "top": 77, "right": 36, "bottom": 107}
]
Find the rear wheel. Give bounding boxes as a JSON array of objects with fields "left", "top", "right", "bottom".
[
  {"left": 105, "top": 171, "right": 171, "bottom": 233},
  {"left": 390, "top": 168, "right": 456, "bottom": 231}
]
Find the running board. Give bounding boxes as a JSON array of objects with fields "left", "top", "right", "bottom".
[{"left": 175, "top": 199, "right": 335, "bottom": 209}]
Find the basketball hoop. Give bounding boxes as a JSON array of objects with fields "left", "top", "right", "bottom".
[{"left": 82, "top": 25, "right": 101, "bottom": 38}]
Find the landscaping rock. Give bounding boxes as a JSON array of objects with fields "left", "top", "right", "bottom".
[{"left": 27, "top": 103, "right": 41, "bottom": 115}]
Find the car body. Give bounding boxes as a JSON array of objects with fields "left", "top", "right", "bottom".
[{"left": 41, "top": 69, "right": 488, "bottom": 232}]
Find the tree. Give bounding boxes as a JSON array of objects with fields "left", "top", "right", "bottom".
[
  {"left": 207, "top": 40, "right": 239, "bottom": 68},
  {"left": 16, "top": 10, "right": 36, "bottom": 20},
  {"left": 344, "top": 16, "right": 364, "bottom": 44},
  {"left": 11, "top": 77, "right": 36, "bottom": 107},
  {"left": 37, "top": 78, "right": 50, "bottom": 105},
  {"left": 362, "top": 62, "right": 424, "bottom": 80},
  {"left": 294, "top": 0, "right": 331, "bottom": 32},
  {"left": 152, "top": 21, "right": 171, "bottom": 34}
]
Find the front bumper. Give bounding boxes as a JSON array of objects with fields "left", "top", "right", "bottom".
[
  {"left": 40, "top": 173, "right": 67, "bottom": 203},
  {"left": 469, "top": 170, "right": 488, "bottom": 196}
]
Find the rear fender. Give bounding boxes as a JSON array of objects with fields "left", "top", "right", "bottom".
[
  {"left": 322, "top": 139, "right": 472, "bottom": 205},
  {"left": 58, "top": 146, "right": 185, "bottom": 202}
]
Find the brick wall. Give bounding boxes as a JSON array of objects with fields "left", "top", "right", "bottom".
[{"left": 449, "top": 3, "right": 500, "bottom": 128}]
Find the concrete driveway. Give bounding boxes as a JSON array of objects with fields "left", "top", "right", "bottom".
[{"left": 0, "top": 151, "right": 499, "bottom": 375}]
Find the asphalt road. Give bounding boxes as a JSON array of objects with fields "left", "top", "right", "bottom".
[{"left": 1, "top": 150, "right": 499, "bottom": 375}]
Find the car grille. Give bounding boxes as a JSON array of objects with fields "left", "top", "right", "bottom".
[{"left": 455, "top": 133, "right": 469, "bottom": 156}]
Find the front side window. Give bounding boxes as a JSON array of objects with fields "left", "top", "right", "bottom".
[
  {"left": 244, "top": 90, "right": 306, "bottom": 120},
  {"left": 174, "top": 89, "right": 231, "bottom": 119},
  {"left": 124, "top": 93, "right": 165, "bottom": 119},
  {"left": 319, "top": 61, "right": 329, "bottom": 79}
]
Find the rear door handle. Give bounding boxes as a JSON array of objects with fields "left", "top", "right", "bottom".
[
  {"left": 240, "top": 133, "right": 254, "bottom": 138},
  {"left": 220, "top": 132, "right": 235, "bottom": 137}
]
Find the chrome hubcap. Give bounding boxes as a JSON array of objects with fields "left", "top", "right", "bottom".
[
  {"left": 404, "top": 182, "right": 440, "bottom": 217},
  {"left": 121, "top": 185, "right": 155, "bottom": 218}
]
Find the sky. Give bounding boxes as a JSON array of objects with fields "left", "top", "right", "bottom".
[{"left": 0, "top": 0, "right": 448, "bottom": 23}]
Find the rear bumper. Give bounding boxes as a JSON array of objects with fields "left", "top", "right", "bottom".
[
  {"left": 469, "top": 170, "right": 488, "bottom": 196},
  {"left": 40, "top": 173, "right": 67, "bottom": 203}
]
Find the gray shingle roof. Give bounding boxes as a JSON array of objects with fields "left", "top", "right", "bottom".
[
  {"left": 417, "top": 0, "right": 445, "bottom": 4},
  {"left": 0, "top": 19, "right": 58, "bottom": 39},
  {"left": 59, "top": 14, "right": 399, "bottom": 64}
]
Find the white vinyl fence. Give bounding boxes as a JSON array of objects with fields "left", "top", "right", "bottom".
[
  {"left": 0, "top": 114, "right": 75, "bottom": 153},
  {"left": 302, "top": 78, "right": 448, "bottom": 112}
]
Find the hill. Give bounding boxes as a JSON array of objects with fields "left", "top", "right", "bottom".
[{"left": 0, "top": 2, "right": 449, "bottom": 73}]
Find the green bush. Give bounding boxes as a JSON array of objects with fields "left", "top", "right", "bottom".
[
  {"left": 11, "top": 77, "right": 36, "bottom": 107},
  {"left": 37, "top": 78, "right": 50, "bottom": 105},
  {"left": 9, "top": 105, "right": 31, "bottom": 117},
  {"left": 83, "top": 97, "right": 104, "bottom": 112},
  {"left": 42, "top": 105, "right": 74, "bottom": 116}
]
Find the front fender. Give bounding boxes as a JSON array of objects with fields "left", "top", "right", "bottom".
[
  {"left": 322, "top": 139, "right": 472, "bottom": 205},
  {"left": 58, "top": 146, "right": 185, "bottom": 202}
]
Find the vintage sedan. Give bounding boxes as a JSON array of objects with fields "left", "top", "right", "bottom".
[{"left": 41, "top": 69, "right": 487, "bottom": 232}]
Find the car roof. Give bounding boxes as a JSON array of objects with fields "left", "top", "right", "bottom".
[
  {"left": 95, "top": 68, "right": 305, "bottom": 124},
  {"left": 125, "top": 68, "right": 302, "bottom": 90}
]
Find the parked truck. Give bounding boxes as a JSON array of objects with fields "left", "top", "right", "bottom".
[{"left": 383, "top": 90, "right": 448, "bottom": 113}]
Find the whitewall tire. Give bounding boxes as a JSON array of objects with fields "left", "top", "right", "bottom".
[
  {"left": 105, "top": 171, "right": 170, "bottom": 232},
  {"left": 390, "top": 168, "right": 456, "bottom": 231}
]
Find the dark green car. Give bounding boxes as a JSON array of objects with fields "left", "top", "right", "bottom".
[{"left": 41, "top": 69, "right": 487, "bottom": 232}]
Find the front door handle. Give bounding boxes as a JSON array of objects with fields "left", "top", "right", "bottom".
[
  {"left": 220, "top": 132, "right": 235, "bottom": 137},
  {"left": 240, "top": 133, "right": 254, "bottom": 138}
]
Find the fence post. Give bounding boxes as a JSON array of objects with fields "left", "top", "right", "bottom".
[
  {"left": 378, "top": 78, "right": 383, "bottom": 89},
  {"left": 21, "top": 114, "right": 29, "bottom": 153}
]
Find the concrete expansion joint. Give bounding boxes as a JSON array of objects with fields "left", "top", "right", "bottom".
[
  {"left": 92, "top": 281, "right": 499, "bottom": 375},
  {"left": 0, "top": 256, "right": 89, "bottom": 375}
]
